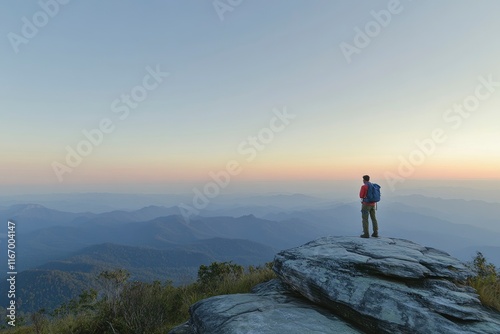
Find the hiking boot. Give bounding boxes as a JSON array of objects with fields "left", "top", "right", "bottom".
[
  {"left": 371, "top": 232, "right": 379, "bottom": 238},
  {"left": 360, "top": 234, "right": 370, "bottom": 238}
]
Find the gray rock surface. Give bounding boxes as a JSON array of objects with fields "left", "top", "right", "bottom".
[
  {"left": 170, "top": 236, "right": 500, "bottom": 334},
  {"left": 274, "top": 236, "right": 500, "bottom": 334},
  {"left": 170, "top": 279, "right": 362, "bottom": 334}
]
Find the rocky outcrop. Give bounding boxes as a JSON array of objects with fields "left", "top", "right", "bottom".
[
  {"left": 170, "top": 236, "right": 500, "bottom": 334},
  {"left": 274, "top": 236, "right": 500, "bottom": 333},
  {"left": 170, "top": 279, "right": 362, "bottom": 334}
]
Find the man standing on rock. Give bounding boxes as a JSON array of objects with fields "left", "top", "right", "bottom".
[{"left": 359, "top": 175, "right": 379, "bottom": 238}]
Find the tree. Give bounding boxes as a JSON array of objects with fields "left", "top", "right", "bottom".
[
  {"left": 197, "top": 261, "right": 243, "bottom": 289},
  {"left": 470, "top": 252, "right": 497, "bottom": 278},
  {"left": 98, "top": 269, "right": 130, "bottom": 316}
]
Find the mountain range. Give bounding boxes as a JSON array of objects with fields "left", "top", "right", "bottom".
[{"left": 1, "top": 193, "right": 500, "bottom": 313}]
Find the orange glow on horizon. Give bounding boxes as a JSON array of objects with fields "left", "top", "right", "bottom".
[{"left": 3, "top": 154, "right": 500, "bottom": 189}]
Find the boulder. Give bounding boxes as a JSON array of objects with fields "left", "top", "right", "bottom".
[
  {"left": 169, "top": 279, "right": 362, "bottom": 334},
  {"left": 274, "top": 236, "right": 500, "bottom": 333}
]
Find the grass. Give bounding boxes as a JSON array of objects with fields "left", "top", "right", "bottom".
[{"left": 1, "top": 262, "right": 276, "bottom": 334}]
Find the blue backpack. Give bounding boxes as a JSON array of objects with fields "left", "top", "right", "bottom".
[{"left": 365, "top": 182, "right": 381, "bottom": 203}]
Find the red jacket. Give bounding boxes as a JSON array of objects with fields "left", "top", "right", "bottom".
[{"left": 360, "top": 183, "right": 376, "bottom": 206}]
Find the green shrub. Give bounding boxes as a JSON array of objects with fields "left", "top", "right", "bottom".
[
  {"left": 4, "top": 262, "right": 276, "bottom": 334},
  {"left": 197, "top": 261, "right": 244, "bottom": 292},
  {"left": 466, "top": 252, "right": 500, "bottom": 312}
]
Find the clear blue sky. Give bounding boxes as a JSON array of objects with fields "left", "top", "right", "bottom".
[{"left": 1, "top": 0, "right": 500, "bottom": 195}]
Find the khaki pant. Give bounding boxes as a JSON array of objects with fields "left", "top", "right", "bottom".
[{"left": 361, "top": 203, "right": 378, "bottom": 235}]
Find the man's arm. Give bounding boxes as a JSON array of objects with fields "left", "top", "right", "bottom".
[{"left": 359, "top": 185, "right": 367, "bottom": 199}]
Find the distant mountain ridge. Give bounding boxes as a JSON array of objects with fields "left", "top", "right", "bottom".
[
  {"left": 12, "top": 209, "right": 332, "bottom": 270},
  {"left": 1, "top": 238, "right": 276, "bottom": 313},
  {"left": 2, "top": 196, "right": 500, "bottom": 270},
  {"left": 0, "top": 203, "right": 95, "bottom": 233},
  {"left": 388, "top": 194, "right": 500, "bottom": 233}
]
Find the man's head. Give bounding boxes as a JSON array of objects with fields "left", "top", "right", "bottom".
[{"left": 363, "top": 175, "right": 370, "bottom": 182}]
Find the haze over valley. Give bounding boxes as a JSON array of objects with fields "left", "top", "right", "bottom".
[{"left": 2, "top": 182, "right": 499, "bottom": 313}]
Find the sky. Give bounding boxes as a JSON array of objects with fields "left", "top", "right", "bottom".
[{"left": 1, "top": 0, "right": 500, "bottom": 196}]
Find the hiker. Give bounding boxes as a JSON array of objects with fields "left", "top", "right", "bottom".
[{"left": 359, "top": 175, "right": 379, "bottom": 238}]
